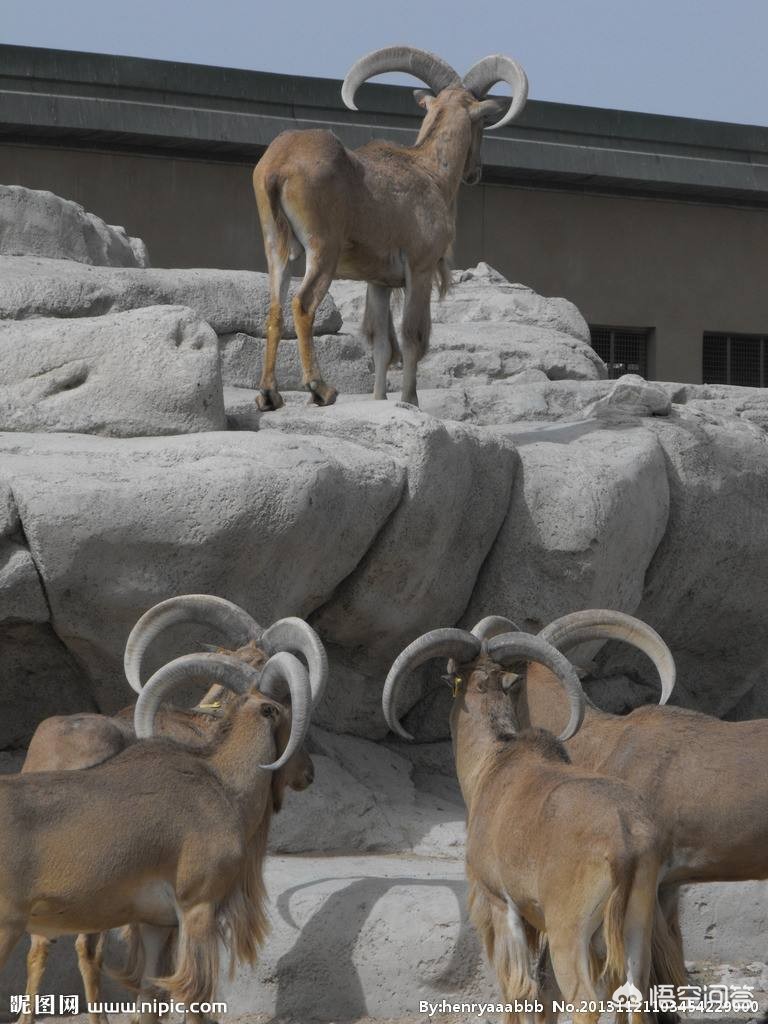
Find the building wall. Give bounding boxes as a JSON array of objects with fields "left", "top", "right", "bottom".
[
  {"left": 3, "top": 140, "right": 768, "bottom": 384},
  {"left": 459, "top": 184, "right": 768, "bottom": 383}
]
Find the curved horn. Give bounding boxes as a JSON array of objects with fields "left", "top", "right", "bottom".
[
  {"left": 383, "top": 628, "right": 481, "bottom": 740},
  {"left": 485, "top": 633, "right": 585, "bottom": 741},
  {"left": 462, "top": 55, "right": 529, "bottom": 130},
  {"left": 342, "top": 46, "right": 460, "bottom": 111},
  {"left": 471, "top": 615, "right": 521, "bottom": 641},
  {"left": 538, "top": 610, "right": 676, "bottom": 705},
  {"left": 256, "top": 651, "right": 312, "bottom": 770},
  {"left": 260, "top": 617, "right": 328, "bottom": 710},
  {"left": 124, "top": 595, "right": 263, "bottom": 694},
  {"left": 134, "top": 652, "right": 260, "bottom": 738}
]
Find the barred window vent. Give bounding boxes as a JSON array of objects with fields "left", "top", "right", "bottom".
[
  {"left": 703, "top": 333, "right": 767, "bottom": 388},
  {"left": 590, "top": 327, "right": 649, "bottom": 380}
]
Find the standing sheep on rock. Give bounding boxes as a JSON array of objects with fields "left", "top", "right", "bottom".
[
  {"left": 383, "top": 628, "right": 682, "bottom": 1022},
  {"left": 0, "top": 648, "right": 314, "bottom": 1024},
  {"left": 252, "top": 45, "right": 528, "bottom": 410},
  {"left": 481, "top": 609, "right": 768, "bottom": 986},
  {"left": 18, "top": 595, "right": 327, "bottom": 1024}
]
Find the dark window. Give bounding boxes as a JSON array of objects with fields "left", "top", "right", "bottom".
[
  {"left": 590, "top": 327, "right": 650, "bottom": 379},
  {"left": 703, "top": 333, "right": 767, "bottom": 388}
]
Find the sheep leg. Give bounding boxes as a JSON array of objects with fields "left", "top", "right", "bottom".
[
  {"left": 400, "top": 266, "right": 433, "bottom": 407},
  {"left": 622, "top": 859, "right": 657, "bottom": 1024},
  {"left": 75, "top": 932, "right": 108, "bottom": 1024},
  {"left": 650, "top": 887, "right": 684, "bottom": 1024},
  {"left": 158, "top": 903, "right": 219, "bottom": 1015},
  {"left": 256, "top": 251, "right": 291, "bottom": 412},
  {"left": 547, "top": 908, "right": 604, "bottom": 1024},
  {"left": 136, "top": 925, "right": 175, "bottom": 1024},
  {"left": 294, "top": 246, "right": 338, "bottom": 407},
  {"left": 468, "top": 878, "right": 539, "bottom": 1024},
  {"left": 0, "top": 923, "right": 23, "bottom": 975},
  {"left": 535, "top": 945, "right": 562, "bottom": 1024},
  {"left": 362, "top": 283, "right": 395, "bottom": 400},
  {"left": 18, "top": 935, "right": 49, "bottom": 1024}
]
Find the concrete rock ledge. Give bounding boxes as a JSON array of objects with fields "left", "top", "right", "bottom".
[
  {"left": 0, "top": 255, "right": 341, "bottom": 338},
  {"left": 0, "top": 185, "right": 149, "bottom": 268},
  {"left": 0, "top": 305, "right": 226, "bottom": 436}
]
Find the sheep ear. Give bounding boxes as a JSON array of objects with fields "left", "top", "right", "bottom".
[
  {"left": 470, "top": 97, "right": 507, "bottom": 123},
  {"left": 413, "top": 88, "right": 435, "bottom": 109}
]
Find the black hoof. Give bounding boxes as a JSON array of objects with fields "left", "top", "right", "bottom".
[
  {"left": 256, "top": 388, "right": 284, "bottom": 412},
  {"left": 306, "top": 380, "right": 338, "bottom": 407}
]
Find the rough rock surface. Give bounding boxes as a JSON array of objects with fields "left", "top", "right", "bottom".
[
  {"left": 270, "top": 729, "right": 464, "bottom": 856},
  {"left": 331, "top": 262, "right": 590, "bottom": 339},
  {"left": 0, "top": 306, "right": 226, "bottom": 436},
  {"left": 0, "top": 404, "right": 513, "bottom": 730},
  {"left": 1, "top": 190, "right": 766, "bottom": 1014},
  {"left": 329, "top": 263, "right": 605, "bottom": 391},
  {"left": 220, "top": 331, "right": 374, "bottom": 393},
  {"left": 0, "top": 185, "right": 149, "bottom": 267},
  {"left": 0, "top": 256, "right": 341, "bottom": 338},
  {"left": 0, "top": 623, "right": 95, "bottom": 749}
]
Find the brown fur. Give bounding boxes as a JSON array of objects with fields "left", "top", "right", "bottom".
[
  {"left": 0, "top": 692, "right": 302, "bottom": 1017},
  {"left": 515, "top": 653, "right": 768, "bottom": 1005},
  {"left": 450, "top": 661, "right": 667, "bottom": 1024},
  {"left": 253, "top": 87, "right": 490, "bottom": 409},
  {"left": 17, "top": 639, "right": 311, "bottom": 1023}
]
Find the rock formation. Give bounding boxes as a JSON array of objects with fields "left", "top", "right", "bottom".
[{"left": 1, "top": 187, "right": 766, "bottom": 1019}]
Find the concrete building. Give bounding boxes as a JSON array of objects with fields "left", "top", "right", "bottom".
[{"left": 2, "top": 42, "right": 768, "bottom": 384}]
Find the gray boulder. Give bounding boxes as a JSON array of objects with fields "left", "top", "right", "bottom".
[
  {"left": 270, "top": 728, "right": 464, "bottom": 856},
  {"left": 0, "top": 185, "right": 149, "bottom": 267},
  {"left": 631, "top": 413, "right": 768, "bottom": 717},
  {"left": 588, "top": 373, "right": 672, "bottom": 418},
  {"left": 329, "top": 265, "right": 605, "bottom": 391},
  {"left": 0, "top": 403, "right": 514, "bottom": 736},
  {"left": 0, "top": 306, "right": 226, "bottom": 437},
  {"left": 388, "top": 425, "right": 670, "bottom": 737},
  {"left": 0, "top": 541, "right": 48, "bottom": 624},
  {"left": 259, "top": 402, "right": 517, "bottom": 657},
  {"left": 219, "top": 330, "right": 374, "bottom": 393},
  {"left": 465, "top": 425, "right": 670, "bottom": 633},
  {"left": 0, "top": 256, "right": 341, "bottom": 338},
  {"left": 0, "top": 423, "right": 400, "bottom": 713},
  {"left": 391, "top": 321, "right": 606, "bottom": 389},
  {"left": 0, "top": 622, "right": 95, "bottom": 749},
  {"left": 330, "top": 262, "right": 590, "bottom": 341}
]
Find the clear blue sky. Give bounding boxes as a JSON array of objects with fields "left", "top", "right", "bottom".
[{"left": 3, "top": 0, "right": 767, "bottom": 126}]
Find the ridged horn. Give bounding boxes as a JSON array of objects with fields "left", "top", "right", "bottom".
[
  {"left": 485, "top": 633, "right": 585, "bottom": 741},
  {"left": 133, "top": 651, "right": 311, "bottom": 771},
  {"left": 382, "top": 628, "right": 481, "bottom": 740},
  {"left": 134, "top": 652, "right": 258, "bottom": 737},
  {"left": 462, "top": 55, "right": 529, "bottom": 130},
  {"left": 342, "top": 46, "right": 460, "bottom": 111},
  {"left": 538, "top": 610, "right": 676, "bottom": 705},
  {"left": 471, "top": 615, "right": 521, "bottom": 641},
  {"left": 124, "top": 595, "right": 263, "bottom": 694},
  {"left": 260, "top": 617, "right": 328, "bottom": 710},
  {"left": 255, "top": 652, "right": 312, "bottom": 770}
]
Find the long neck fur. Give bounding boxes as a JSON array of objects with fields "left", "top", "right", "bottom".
[
  {"left": 411, "top": 99, "right": 472, "bottom": 205},
  {"left": 452, "top": 698, "right": 570, "bottom": 814},
  {"left": 206, "top": 701, "right": 275, "bottom": 837},
  {"left": 205, "top": 702, "right": 275, "bottom": 969}
]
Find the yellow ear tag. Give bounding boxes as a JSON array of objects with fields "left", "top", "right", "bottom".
[
  {"left": 197, "top": 701, "right": 222, "bottom": 710},
  {"left": 452, "top": 676, "right": 463, "bottom": 698}
]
